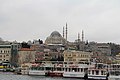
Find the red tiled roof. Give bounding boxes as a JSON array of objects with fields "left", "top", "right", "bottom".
[{"left": 19, "top": 48, "right": 34, "bottom": 51}]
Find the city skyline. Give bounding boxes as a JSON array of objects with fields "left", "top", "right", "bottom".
[{"left": 0, "top": 0, "right": 120, "bottom": 43}]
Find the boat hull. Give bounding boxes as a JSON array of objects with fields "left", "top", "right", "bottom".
[
  {"left": 63, "top": 72, "right": 85, "bottom": 79},
  {"left": 21, "top": 70, "right": 29, "bottom": 75},
  {"left": 48, "top": 71, "right": 63, "bottom": 77},
  {"left": 88, "top": 75, "right": 107, "bottom": 80},
  {"left": 28, "top": 70, "right": 46, "bottom": 76},
  {"left": 108, "top": 75, "right": 120, "bottom": 80}
]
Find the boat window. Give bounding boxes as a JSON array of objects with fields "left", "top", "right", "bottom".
[
  {"left": 46, "top": 67, "right": 51, "bottom": 70},
  {"left": 96, "top": 70, "right": 99, "bottom": 75},
  {"left": 62, "top": 68, "right": 64, "bottom": 71},
  {"left": 69, "top": 68, "right": 71, "bottom": 72},
  {"left": 88, "top": 70, "right": 90, "bottom": 74},
  {"left": 84, "top": 68, "right": 88, "bottom": 72},
  {"left": 72, "top": 68, "right": 77, "bottom": 72},
  {"left": 65, "top": 68, "right": 67, "bottom": 72},
  {"left": 81, "top": 68, "right": 83, "bottom": 72},
  {"left": 78, "top": 68, "right": 79, "bottom": 72},
  {"left": 92, "top": 70, "right": 94, "bottom": 75},
  {"left": 57, "top": 68, "right": 61, "bottom": 71},
  {"left": 101, "top": 71, "right": 104, "bottom": 75},
  {"left": 31, "top": 67, "right": 37, "bottom": 70}
]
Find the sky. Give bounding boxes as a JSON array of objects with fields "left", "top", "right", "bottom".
[{"left": 0, "top": 0, "right": 120, "bottom": 44}]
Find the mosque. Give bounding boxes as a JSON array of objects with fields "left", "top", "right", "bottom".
[
  {"left": 45, "top": 23, "right": 85, "bottom": 51},
  {"left": 45, "top": 23, "right": 68, "bottom": 46},
  {"left": 45, "top": 31, "right": 66, "bottom": 45}
]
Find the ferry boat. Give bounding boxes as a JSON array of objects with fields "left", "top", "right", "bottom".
[
  {"left": 48, "top": 64, "right": 64, "bottom": 77},
  {"left": 108, "top": 64, "right": 120, "bottom": 80},
  {"left": 88, "top": 63, "right": 109, "bottom": 80},
  {"left": 63, "top": 62, "right": 89, "bottom": 79},
  {"left": 28, "top": 63, "right": 46, "bottom": 76}
]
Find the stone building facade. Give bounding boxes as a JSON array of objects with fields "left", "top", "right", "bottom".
[
  {"left": 18, "top": 48, "right": 35, "bottom": 66},
  {"left": 64, "top": 50, "right": 91, "bottom": 63},
  {"left": 0, "top": 45, "right": 11, "bottom": 63}
]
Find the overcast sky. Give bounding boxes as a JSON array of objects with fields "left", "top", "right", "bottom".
[{"left": 0, "top": 0, "right": 120, "bottom": 43}]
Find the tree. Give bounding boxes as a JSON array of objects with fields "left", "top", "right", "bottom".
[
  {"left": 38, "top": 39, "right": 43, "bottom": 44},
  {"left": 108, "top": 43, "right": 120, "bottom": 56}
]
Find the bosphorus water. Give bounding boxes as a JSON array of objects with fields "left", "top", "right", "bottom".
[{"left": 0, "top": 72, "right": 83, "bottom": 80}]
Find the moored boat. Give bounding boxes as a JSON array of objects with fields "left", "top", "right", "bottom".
[
  {"left": 63, "top": 62, "right": 88, "bottom": 79},
  {"left": 108, "top": 64, "right": 120, "bottom": 80},
  {"left": 48, "top": 64, "right": 64, "bottom": 77},
  {"left": 28, "top": 63, "right": 46, "bottom": 76},
  {"left": 88, "top": 63, "right": 109, "bottom": 80}
]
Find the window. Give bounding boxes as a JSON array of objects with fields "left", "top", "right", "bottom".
[
  {"left": 6, "top": 54, "right": 9, "bottom": 56},
  {"left": 81, "top": 55, "right": 83, "bottom": 57},
  {"left": 81, "top": 68, "right": 83, "bottom": 72},
  {"left": 101, "top": 71, "right": 104, "bottom": 75},
  {"left": 92, "top": 70, "right": 94, "bottom": 75},
  {"left": 78, "top": 68, "right": 80, "bottom": 72},
  {"left": 65, "top": 54, "right": 67, "bottom": 57},
  {"left": 88, "top": 70, "right": 90, "bottom": 74},
  {"left": 73, "top": 59, "right": 76, "bottom": 61},
  {"left": 65, "top": 68, "right": 67, "bottom": 72},
  {"left": 96, "top": 70, "right": 99, "bottom": 75},
  {"left": 65, "top": 59, "right": 67, "bottom": 61},
  {"left": 69, "top": 54, "right": 71, "bottom": 56},
  {"left": 73, "top": 54, "right": 76, "bottom": 57},
  {"left": 0, "top": 55, "right": 2, "bottom": 57},
  {"left": 69, "top": 68, "right": 71, "bottom": 72}
]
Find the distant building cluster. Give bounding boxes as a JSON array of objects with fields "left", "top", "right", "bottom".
[{"left": 0, "top": 26, "right": 119, "bottom": 66}]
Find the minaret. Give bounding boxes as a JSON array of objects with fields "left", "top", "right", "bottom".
[
  {"left": 66, "top": 23, "right": 67, "bottom": 41},
  {"left": 63, "top": 27, "right": 64, "bottom": 38},
  {"left": 78, "top": 33, "right": 80, "bottom": 42},
  {"left": 82, "top": 30, "right": 84, "bottom": 42}
]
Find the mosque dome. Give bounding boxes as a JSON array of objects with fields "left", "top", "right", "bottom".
[
  {"left": 50, "top": 31, "right": 62, "bottom": 37},
  {"left": 45, "top": 31, "right": 66, "bottom": 45}
]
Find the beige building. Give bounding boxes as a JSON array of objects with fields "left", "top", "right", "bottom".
[
  {"left": 113, "top": 53, "right": 120, "bottom": 63},
  {"left": 18, "top": 48, "right": 35, "bottom": 66},
  {"left": 0, "top": 45, "right": 11, "bottom": 63},
  {"left": 64, "top": 50, "right": 91, "bottom": 63}
]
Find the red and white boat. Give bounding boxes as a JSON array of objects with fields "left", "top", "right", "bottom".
[{"left": 48, "top": 64, "right": 64, "bottom": 77}]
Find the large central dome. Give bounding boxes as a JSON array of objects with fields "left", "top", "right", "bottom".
[
  {"left": 50, "top": 31, "right": 62, "bottom": 37},
  {"left": 45, "top": 31, "right": 66, "bottom": 45}
]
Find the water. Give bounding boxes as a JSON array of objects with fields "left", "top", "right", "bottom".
[{"left": 0, "top": 72, "right": 82, "bottom": 80}]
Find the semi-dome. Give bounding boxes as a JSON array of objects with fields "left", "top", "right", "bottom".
[{"left": 45, "top": 31, "right": 66, "bottom": 45}]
